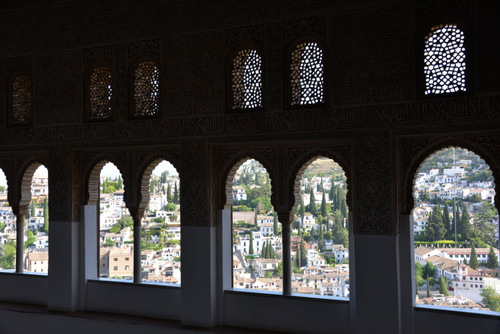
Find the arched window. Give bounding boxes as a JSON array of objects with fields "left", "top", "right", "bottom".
[
  {"left": 97, "top": 162, "right": 132, "bottom": 281},
  {"left": 0, "top": 169, "right": 13, "bottom": 271},
  {"left": 9, "top": 73, "right": 32, "bottom": 125},
  {"left": 25, "top": 165, "right": 49, "bottom": 274},
  {"left": 412, "top": 147, "right": 498, "bottom": 313},
  {"left": 424, "top": 24, "right": 466, "bottom": 95},
  {"left": 230, "top": 159, "right": 281, "bottom": 292},
  {"left": 132, "top": 59, "right": 160, "bottom": 118},
  {"left": 290, "top": 42, "right": 324, "bottom": 106},
  {"left": 293, "top": 157, "right": 349, "bottom": 298},
  {"left": 87, "top": 66, "right": 113, "bottom": 120},
  {"left": 231, "top": 49, "right": 263, "bottom": 109}
]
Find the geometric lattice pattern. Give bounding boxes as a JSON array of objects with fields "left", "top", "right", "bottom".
[
  {"left": 232, "top": 49, "right": 262, "bottom": 109},
  {"left": 424, "top": 24, "right": 466, "bottom": 95},
  {"left": 12, "top": 75, "right": 32, "bottom": 124},
  {"left": 134, "top": 60, "right": 160, "bottom": 117},
  {"left": 89, "top": 67, "right": 113, "bottom": 120},
  {"left": 290, "top": 42, "right": 324, "bottom": 105}
]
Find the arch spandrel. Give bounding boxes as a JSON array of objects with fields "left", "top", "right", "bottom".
[{"left": 401, "top": 135, "right": 500, "bottom": 216}]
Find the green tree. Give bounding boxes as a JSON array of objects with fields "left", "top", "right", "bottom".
[
  {"left": 423, "top": 262, "right": 435, "bottom": 279},
  {"left": 442, "top": 204, "right": 451, "bottom": 239},
  {"left": 309, "top": 188, "right": 317, "bottom": 214},
  {"left": 103, "top": 238, "right": 115, "bottom": 247},
  {"left": 167, "top": 184, "right": 172, "bottom": 203},
  {"left": 0, "top": 222, "right": 5, "bottom": 233},
  {"left": 30, "top": 201, "right": 36, "bottom": 217},
  {"left": 426, "top": 205, "right": 446, "bottom": 241},
  {"left": 173, "top": 182, "right": 179, "bottom": 204},
  {"left": 486, "top": 246, "right": 498, "bottom": 269},
  {"left": 43, "top": 197, "right": 49, "bottom": 234},
  {"left": 272, "top": 211, "right": 279, "bottom": 236},
  {"left": 474, "top": 202, "right": 497, "bottom": 246},
  {"left": 295, "top": 239, "right": 307, "bottom": 268},
  {"left": 164, "top": 203, "right": 177, "bottom": 211},
  {"left": 0, "top": 240, "right": 16, "bottom": 269},
  {"left": 320, "top": 192, "right": 327, "bottom": 217},
  {"left": 457, "top": 202, "right": 472, "bottom": 240},
  {"left": 415, "top": 262, "right": 424, "bottom": 287},
  {"left": 470, "top": 244, "right": 479, "bottom": 270},
  {"left": 25, "top": 229, "right": 36, "bottom": 248},
  {"left": 438, "top": 276, "right": 449, "bottom": 296},
  {"left": 480, "top": 286, "right": 500, "bottom": 312}
]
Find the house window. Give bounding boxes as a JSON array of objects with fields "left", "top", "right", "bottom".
[
  {"left": 88, "top": 66, "right": 113, "bottom": 120},
  {"left": 125, "top": 257, "right": 129, "bottom": 261},
  {"left": 10, "top": 74, "right": 32, "bottom": 125},
  {"left": 114, "top": 258, "right": 118, "bottom": 261},
  {"left": 231, "top": 49, "right": 262, "bottom": 109},
  {"left": 424, "top": 24, "right": 466, "bottom": 95},
  {"left": 125, "top": 266, "right": 129, "bottom": 270},
  {"left": 133, "top": 59, "right": 160, "bottom": 117},
  {"left": 113, "top": 266, "right": 118, "bottom": 270},
  {"left": 290, "top": 42, "right": 324, "bottom": 106}
]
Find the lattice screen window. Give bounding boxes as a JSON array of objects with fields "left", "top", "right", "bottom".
[
  {"left": 232, "top": 49, "right": 262, "bottom": 109},
  {"left": 11, "top": 75, "right": 32, "bottom": 124},
  {"left": 89, "top": 66, "right": 113, "bottom": 120},
  {"left": 290, "top": 42, "right": 324, "bottom": 106},
  {"left": 424, "top": 24, "right": 466, "bottom": 95},
  {"left": 134, "top": 60, "right": 160, "bottom": 117}
]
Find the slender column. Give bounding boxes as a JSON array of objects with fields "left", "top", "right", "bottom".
[
  {"left": 282, "top": 222, "right": 292, "bottom": 296},
  {"left": 13, "top": 207, "right": 27, "bottom": 273},
  {"left": 133, "top": 215, "right": 142, "bottom": 283}
]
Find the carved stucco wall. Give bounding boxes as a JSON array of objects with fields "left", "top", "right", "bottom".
[{"left": 0, "top": 0, "right": 496, "bottom": 232}]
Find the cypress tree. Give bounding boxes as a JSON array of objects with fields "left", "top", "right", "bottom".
[
  {"left": 321, "top": 192, "right": 327, "bottom": 217},
  {"left": 43, "top": 197, "right": 49, "bottom": 234},
  {"left": 470, "top": 244, "right": 479, "bottom": 270},
  {"left": 486, "top": 246, "right": 498, "bottom": 269},
  {"left": 427, "top": 205, "right": 446, "bottom": 241},
  {"left": 309, "top": 188, "right": 317, "bottom": 214},
  {"left": 173, "top": 182, "right": 179, "bottom": 204},
  {"left": 340, "top": 196, "right": 347, "bottom": 219},
  {"left": 167, "top": 184, "right": 172, "bottom": 203},
  {"left": 458, "top": 202, "right": 472, "bottom": 240},
  {"left": 261, "top": 241, "right": 267, "bottom": 258},
  {"left": 299, "top": 199, "right": 305, "bottom": 225},
  {"left": 272, "top": 211, "right": 279, "bottom": 236},
  {"left": 439, "top": 276, "right": 449, "bottom": 296},
  {"left": 442, "top": 204, "right": 451, "bottom": 239}
]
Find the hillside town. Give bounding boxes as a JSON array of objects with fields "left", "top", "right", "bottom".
[
  {"left": 232, "top": 159, "right": 350, "bottom": 297},
  {"left": 98, "top": 162, "right": 181, "bottom": 283},
  {"left": 0, "top": 163, "right": 183, "bottom": 284},
  {"left": 0, "top": 167, "right": 49, "bottom": 272},
  {"left": 412, "top": 148, "right": 500, "bottom": 312}
]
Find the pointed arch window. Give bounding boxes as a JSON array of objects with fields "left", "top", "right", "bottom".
[
  {"left": 424, "top": 24, "right": 466, "bottom": 95},
  {"left": 88, "top": 66, "right": 113, "bottom": 120},
  {"left": 290, "top": 42, "right": 324, "bottom": 106},
  {"left": 8, "top": 73, "right": 32, "bottom": 125},
  {"left": 231, "top": 49, "right": 263, "bottom": 109},
  {"left": 132, "top": 59, "right": 160, "bottom": 118}
]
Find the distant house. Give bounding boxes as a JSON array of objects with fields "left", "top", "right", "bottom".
[
  {"left": 232, "top": 186, "right": 247, "bottom": 201},
  {"left": 25, "top": 251, "right": 49, "bottom": 273},
  {"left": 253, "top": 258, "right": 278, "bottom": 277}
]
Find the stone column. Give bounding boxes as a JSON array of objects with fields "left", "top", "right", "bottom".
[{"left": 12, "top": 206, "right": 27, "bottom": 273}]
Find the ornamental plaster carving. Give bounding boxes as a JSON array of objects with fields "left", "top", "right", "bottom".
[{"left": 353, "top": 132, "right": 392, "bottom": 235}]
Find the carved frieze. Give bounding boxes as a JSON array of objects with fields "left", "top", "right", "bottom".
[
  {"left": 34, "top": 51, "right": 82, "bottom": 124},
  {"left": 353, "top": 132, "right": 392, "bottom": 235},
  {"left": 180, "top": 141, "right": 210, "bottom": 227},
  {"left": 163, "top": 31, "right": 223, "bottom": 116}
]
